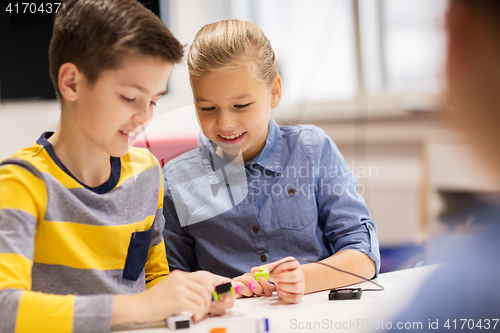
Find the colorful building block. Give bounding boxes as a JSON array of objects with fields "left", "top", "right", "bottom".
[
  {"left": 210, "top": 328, "right": 227, "bottom": 333},
  {"left": 234, "top": 285, "right": 241, "bottom": 294},
  {"left": 166, "top": 314, "right": 192, "bottom": 330},
  {"left": 254, "top": 268, "right": 269, "bottom": 281},
  {"left": 256, "top": 318, "right": 270, "bottom": 332},
  {"left": 212, "top": 282, "right": 236, "bottom": 301}
]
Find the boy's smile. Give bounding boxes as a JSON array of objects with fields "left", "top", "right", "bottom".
[
  {"left": 191, "top": 66, "right": 281, "bottom": 162},
  {"left": 82, "top": 53, "right": 173, "bottom": 157},
  {"left": 58, "top": 53, "right": 173, "bottom": 158}
]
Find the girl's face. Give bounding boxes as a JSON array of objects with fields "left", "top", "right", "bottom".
[{"left": 191, "top": 66, "right": 282, "bottom": 162}]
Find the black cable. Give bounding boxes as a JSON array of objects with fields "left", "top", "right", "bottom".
[{"left": 269, "top": 258, "right": 384, "bottom": 292}]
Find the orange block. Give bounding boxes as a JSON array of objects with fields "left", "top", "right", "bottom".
[{"left": 210, "top": 328, "right": 227, "bottom": 333}]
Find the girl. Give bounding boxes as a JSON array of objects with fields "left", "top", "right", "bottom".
[{"left": 163, "top": 19, "right": 379, "bottom": 304}]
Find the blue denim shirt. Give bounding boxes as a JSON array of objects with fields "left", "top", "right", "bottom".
[{"left": 162, "top": 118, "right": 380, "bottom": 278}]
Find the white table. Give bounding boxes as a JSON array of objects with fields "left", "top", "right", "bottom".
[{"left": 116, "top": 265, "right": 437, "bottom": 333}]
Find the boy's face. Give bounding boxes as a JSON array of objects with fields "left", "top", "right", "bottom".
[
  {"left": 191, "top": 66, "right": 281, "bottom": 162},
  {"left": 72, "top": 53, "right": 173, "bottom": 157}
]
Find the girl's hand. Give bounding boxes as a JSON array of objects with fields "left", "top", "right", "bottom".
[
  {"left": 232, "top": 272, "right": 275, "bottom": 298},
  {"left": 252, "top": 256, "right": 305, "bottom": 304}
]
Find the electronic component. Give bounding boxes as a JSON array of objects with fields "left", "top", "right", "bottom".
[
  {"left": 256, "top": 318, "right": 270, "bottom": 332},
  {"left": 212, "top": 282, "right": 236, "bottom": 301},
  {"left": 210, "top": 328, "right": 227, "bottom": 333},
  {"left": 328, "top": 288, "right": 362, "bottom": 300},
  {"left": 166, "top": 313, "right": 192, "bottom": 330},
  {"left": 254, "top": 268, "right": 269, "bottom": 281},
  {"left": 270, "top": 258, "right": 384, "bottom": 294}
]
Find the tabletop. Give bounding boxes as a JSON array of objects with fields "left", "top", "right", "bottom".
[{"left": 115, "top": 265, "right": 438, "bottom": 333}]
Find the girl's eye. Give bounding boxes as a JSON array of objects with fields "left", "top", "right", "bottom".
[
  {"left": 122, "top": 96, "right": 135, "bottom": 102},
  {"left": 234, "top": 103, "right": 250, "bottom": 109},
  {"left": 151, "top": 101, "right": 157, "bottom": 107},
  {"left": 201, "top": 106, "right": 216, "bottom": 112}
]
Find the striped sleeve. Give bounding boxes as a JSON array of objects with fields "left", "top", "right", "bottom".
[
  {"left": 144, "top": 163, "right": 169, "bottom": 289},
  {"left": 0, "top": 163, "right": 112, "bottom": 333}
]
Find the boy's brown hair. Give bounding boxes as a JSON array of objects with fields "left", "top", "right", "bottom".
[{"left": 49, "top": 0, "right": 184, "bottom": 97}]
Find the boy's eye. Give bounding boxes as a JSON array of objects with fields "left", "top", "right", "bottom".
[
  {"left": 234, "top": 103, "right": 250, "bottom": 109},
  {"left": 201, "top": 106, "right": 216, "bottom": 112}
]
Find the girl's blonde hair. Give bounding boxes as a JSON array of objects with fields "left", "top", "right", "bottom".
[{"left": 187, "top": 19, "right": 278, "bottom": 85}]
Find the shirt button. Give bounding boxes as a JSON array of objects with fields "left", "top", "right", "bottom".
[
  {"left": 252, "top": 226, "right": 260, "bottom": 233},
  {"left": 260, "top": 254, "right": 267, "bottom": 262},
  {"left": 288, "top": 188, "right": 296, "bottom": 196},
  {"left": 368, "top": 225, "right": 374, "bottom": 231}
]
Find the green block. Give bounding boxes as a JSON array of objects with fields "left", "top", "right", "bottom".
[{"left": 254, "top": 268, "right": 269, "bottom": 281}]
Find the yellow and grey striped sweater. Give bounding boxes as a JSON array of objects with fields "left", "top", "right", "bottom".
[{"left": 0, "top": 132, "right": 169, "bottom": 333}]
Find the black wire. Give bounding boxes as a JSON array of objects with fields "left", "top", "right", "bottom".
[{"left": 269, "top": 258, "right": 384, "bottom": 292}]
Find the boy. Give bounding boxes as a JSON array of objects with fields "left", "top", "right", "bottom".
[
  {"left": 163, "top": 19, "right": 379, "bottom": 304},
  {"left": 0, "top": 1, "right": 232, "bottom": 332}
]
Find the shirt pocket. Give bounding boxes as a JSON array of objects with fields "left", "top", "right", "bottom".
[
  {"left": 123, "top": 225, "right": 154, "bottom": 281},
  {"left": 271, "top": 180, "right": 317, "bottom": 230}
]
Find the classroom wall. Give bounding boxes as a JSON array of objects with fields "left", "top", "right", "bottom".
[
  {"left": 0, "top": 0, "right": 220, "bottom": 161},
  {"left": 0, "top": 101, "right": 59, "bottom": 160}
]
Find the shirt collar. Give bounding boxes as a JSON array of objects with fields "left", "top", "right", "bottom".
[
  {"left": 36, "top": 132, "right": 121, "bottom": 194},
  {"left": 198, "top": 132, "right": 245, "bottom": 185},
  {"left": 245, "top": 118, "right": 283, "bottom": 175}
]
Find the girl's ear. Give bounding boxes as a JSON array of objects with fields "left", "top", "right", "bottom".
[
  {"left": 270, "top": 74, "right": 282, "bottom": 109},
  {"left": 58, "top": 63, "right": 82, "bottom": 102}
]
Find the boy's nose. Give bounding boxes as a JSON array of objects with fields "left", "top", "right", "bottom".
[{"left": 133, "top": 102, "right": 153, "bottom": 125}]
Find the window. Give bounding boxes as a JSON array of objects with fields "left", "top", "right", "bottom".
[
  {"left": 163, "top": 0, "right": 449, "bottom": 120},
  {"left": 251, "top": 0, "right": 357, "bottom": 104},
  {"left": 378, "top": 0, "right": 448, "bottom": 94}
]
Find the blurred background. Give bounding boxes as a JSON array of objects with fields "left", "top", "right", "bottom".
[{"left": 1, "top": 0, "right": 499, "bottom": 272}]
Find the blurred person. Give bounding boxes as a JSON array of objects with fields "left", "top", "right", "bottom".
[{"left": 392, "top": 0, "right": 500, "bottom": 328}]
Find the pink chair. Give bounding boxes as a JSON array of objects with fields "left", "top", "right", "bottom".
[{"left": 134, "top": 134, "right": 198, "bottom": 168}]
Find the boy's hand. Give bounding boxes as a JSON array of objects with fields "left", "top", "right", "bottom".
[
  {"left": 190, "top": 270, "right": 236, "bottom": 315},
  {"left": 233, "top": 273, "right": 275, "bottom": 298},
  {"left": 252, "top": 256, "right": 305, "bottom": 304},
  {"left": 139, "top": 270, "right": 213, "bottom": 323}
]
